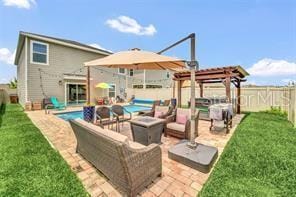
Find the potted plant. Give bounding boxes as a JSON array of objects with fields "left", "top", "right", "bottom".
[{"left": 83, "top": 103, "right": 95, "bottom": 122}]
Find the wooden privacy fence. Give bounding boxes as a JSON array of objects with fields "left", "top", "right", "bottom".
[{"left": 126, "top": 86, "right": 296, "bottom": 127}]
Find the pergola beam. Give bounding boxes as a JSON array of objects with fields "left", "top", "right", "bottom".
[{"left": 173, "top": 73, "right": 241, "bottom": 81}]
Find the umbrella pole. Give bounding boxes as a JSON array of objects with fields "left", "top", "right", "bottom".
[
  {"left": 188, "top": 34, "right": 197, "bottom": 148},
  {"left": 87, "top": 66, "right": 90, "bottom": 105}
]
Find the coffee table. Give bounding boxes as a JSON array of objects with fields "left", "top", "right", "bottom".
[{"left": 129, "top": 116, "right": 165, "bottom": 146}]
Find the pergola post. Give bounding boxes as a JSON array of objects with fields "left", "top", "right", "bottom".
[
  {"left": 86, "top": 66, "right": 90, "bottom": 104},
  {"left": 199, "top": 82, "right": 203, "bottom": 98},
  {"left": 177, "top": 80, "right": 183, "bottom": 107},
  {"left": 237, "top": 80, "right": 241, "bottom": 114},
  {"left": 225, "top": 76, "right": 231, "bottom": 103}
]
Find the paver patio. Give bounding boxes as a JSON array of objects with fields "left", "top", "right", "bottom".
[{"left": 26, "top": 108, "right": 244, "bottom": 197}]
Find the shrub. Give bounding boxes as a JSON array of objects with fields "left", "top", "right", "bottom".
[{"left": 264, "top": 106, "right": 287, "bottom": 117}]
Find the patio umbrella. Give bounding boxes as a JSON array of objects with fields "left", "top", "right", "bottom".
[
  {"left": 95, "top": 82, "right": 112, "bottom": 97},
  {"left": 84, "top": 48, "right": 197, "bottom": 146},
  {"left": 84, "top": 49, "right": 185, "bottom": 71},
  {"left": 95, "top": 82, "right": 112, "bottom": 89}
]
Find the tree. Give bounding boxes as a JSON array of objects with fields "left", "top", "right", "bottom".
[{"left": 8, "top": 78, "right": 17, "bottom": 89}]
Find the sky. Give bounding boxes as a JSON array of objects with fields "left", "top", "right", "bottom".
[{"left": 0, "top": 0, "right": 295, "bottom": 86}]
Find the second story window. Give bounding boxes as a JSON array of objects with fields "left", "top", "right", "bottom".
[
  {"left": 118, "top": 68, "right": 126, "bottom": 75},
  {"left": 31, "top": 40, "right": 48, "bottom": 65}
]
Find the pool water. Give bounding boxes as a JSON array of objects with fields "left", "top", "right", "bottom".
[{"left": 56, "top": 105, "right": 151, "bottom": 121}]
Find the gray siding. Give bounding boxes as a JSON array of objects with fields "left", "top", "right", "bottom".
[
  {"left": 17, "top": 36, "right": 172, "bottom": 106},
  {"left": 17, "top": 43, "right": 26, "bottom": 106},
  {"left": 27, "top": 38, "right": 110, "bottom": 103}
]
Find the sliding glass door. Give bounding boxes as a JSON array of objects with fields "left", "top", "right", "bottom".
[{"left": 66, "top": 83, "right": 86, "bottom": 105}]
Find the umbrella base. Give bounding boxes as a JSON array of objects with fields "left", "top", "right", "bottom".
[{"left": 168, "top": 140, "right": 218, "bottom": 173}]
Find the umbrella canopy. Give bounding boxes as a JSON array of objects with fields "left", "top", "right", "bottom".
[
  {"left": 84, "top": 49, "right": 185, "bottom": 71},
  {"left": 95, "top": 82, "right": 112, "bottom": 89}
]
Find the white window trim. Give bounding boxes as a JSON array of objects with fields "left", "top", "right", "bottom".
[
  {"left": 108, "top": 83, "right": 116, "bottom": 98},
  {"left": 30, "top": 40, "right": 49, "bottom": 65},
  {"left": 118, "top": 68, "right": 126, "bottom": 75}
]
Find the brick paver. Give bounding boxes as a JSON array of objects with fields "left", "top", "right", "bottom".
[{"left": 26, "top": 108, "right": 244, "bottom": 197}]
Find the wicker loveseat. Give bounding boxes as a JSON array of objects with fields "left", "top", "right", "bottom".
[
  {"left": 164, "top": 108, "right": 199, "bottom": 139},
  {"left": 70, "top": 119, "right": 162, "bottom": 196}
]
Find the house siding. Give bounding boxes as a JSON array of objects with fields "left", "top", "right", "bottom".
[
  {"left": 17, "top": 34, "right": 171, "bottom": 106},
  {"left": 26, "top": 38, "right": 118, "bottom": 104},
  {"left": 17, "top": 43, "right": 26, "bottom": 106}
]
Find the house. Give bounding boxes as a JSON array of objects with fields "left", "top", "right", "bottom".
[{"left": 14, "top": 32, "right": 173, "bottom": 107}]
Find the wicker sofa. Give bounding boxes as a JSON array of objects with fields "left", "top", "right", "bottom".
[
  {"left": 164, "top": 108, "right": 199, "bottom": 139},
  {"left": 70, "top": 119, "right": 162, "bottom": 196}
]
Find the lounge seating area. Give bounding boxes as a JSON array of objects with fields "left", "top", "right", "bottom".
[
  {"left": 27, "top": 106, "right": 245, "bottom": 196},
  {"left": 70, "top": 119, "right": 162, "bottom": 196}
]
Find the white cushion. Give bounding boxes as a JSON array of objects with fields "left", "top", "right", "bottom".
[
  {"left": 155, "top": 106, "right": 169, "bottom": 113},
  {"left": 177, "top": 108, "right": 190, "bottom": 117},
  {"left": 166, "top": 122, "right": 185, "bottom": 132}
]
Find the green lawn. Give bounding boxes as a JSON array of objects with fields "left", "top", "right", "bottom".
[
  {"left": 200, "top": 112, "right": 296, "bottom": 196},
  {"left": 0, "top": 104, "right": 88, "bottom": 196}
]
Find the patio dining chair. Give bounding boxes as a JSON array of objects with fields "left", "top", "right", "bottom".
[
  {"left": 111, "top": 105, "right": 132, "bottom": 132},
  {"left": 95, "top": 106, "right": 117, "bottom": 130}
]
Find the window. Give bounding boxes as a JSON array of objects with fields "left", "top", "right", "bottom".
[
  {"left": 133, "top": 84, "right": 144, "bottom": 89},
  {"left": 118, "top": 68, "right": 126, "bottom": 74},
  {"left": 31, "top": 41, "right": 48, "bottom": 64},
  {"left": 108, "top": 84, "right": 116, "bottom": 98},
  {"left": 132, "top": 84, "right": 162, "bottom": 89},
  {"left": 146, "top": 84, "right": 162, "bottom": 89},
  {"left": 129, "top": 69, "right": 134, "bottom": 76}
]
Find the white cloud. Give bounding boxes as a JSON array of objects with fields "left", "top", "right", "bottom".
[
  {"left": 106, "top": 16, "right": 156, "bottom": 36},
  {"left": 0, "top": 48, "right": 15, "bottom": 65},
  {"left": 88, "top": 43, "right": 112, "bottom": 53},
  {"left": 2, "top": 0, "right": 36, "bottom": 9},
  {"left": 247, "top": 58, "right": 296, "bottom": 76}
]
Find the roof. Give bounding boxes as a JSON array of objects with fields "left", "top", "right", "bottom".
[
  {"left": 14, "top": 31, "right": 112, "bottom": 65},
  {"left": 173, "top": 66, "right": 249, "bottom": 83}
]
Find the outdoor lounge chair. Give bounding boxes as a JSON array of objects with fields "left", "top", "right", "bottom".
[
  {"left": 95, "top": 106, "right": 117, "bottom": 130},
  {"left": 111, "top": 105, "right": 132, "bottom": 132},
  {"left": 164, "top": 108, "right": 199, "bottom": 139},
  {"left": 50, "top": 97, "right": 66, "bottom": 110},
  {"left": 138, "top": 100, "right": 161, "bottom": 115},
  {"left": 70, "top": 119, "right": 162, "bottom": 196},
  {"left": 141, "top": 105, "right": 173, "bottom": 119}
]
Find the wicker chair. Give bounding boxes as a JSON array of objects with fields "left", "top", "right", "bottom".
[
  {"left": 164, "top": 108, "right": 199, "bottom": 139},
  {"left": 111, "top": 105, "right": 132, "bottom": 132},
  {"left": 141, "top": 106, "right": 173, "bottom": 119},
  {"left": 70, "top": 119, "right": 162, "bottom": 196},
  {"left": 95, "top": 106, "right": 117, "bottom": 130},
  {"left": 138, "top": 100, "right": 161, "bottom": 115}
]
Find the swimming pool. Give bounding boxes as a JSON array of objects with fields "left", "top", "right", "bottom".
[{"left": 56, "top": 105, "right": 151, "bottom": 121}]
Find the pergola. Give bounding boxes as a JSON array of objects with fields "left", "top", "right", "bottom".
[{"left": 173, "top": 66, "right": 249, "bottom": 114}]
